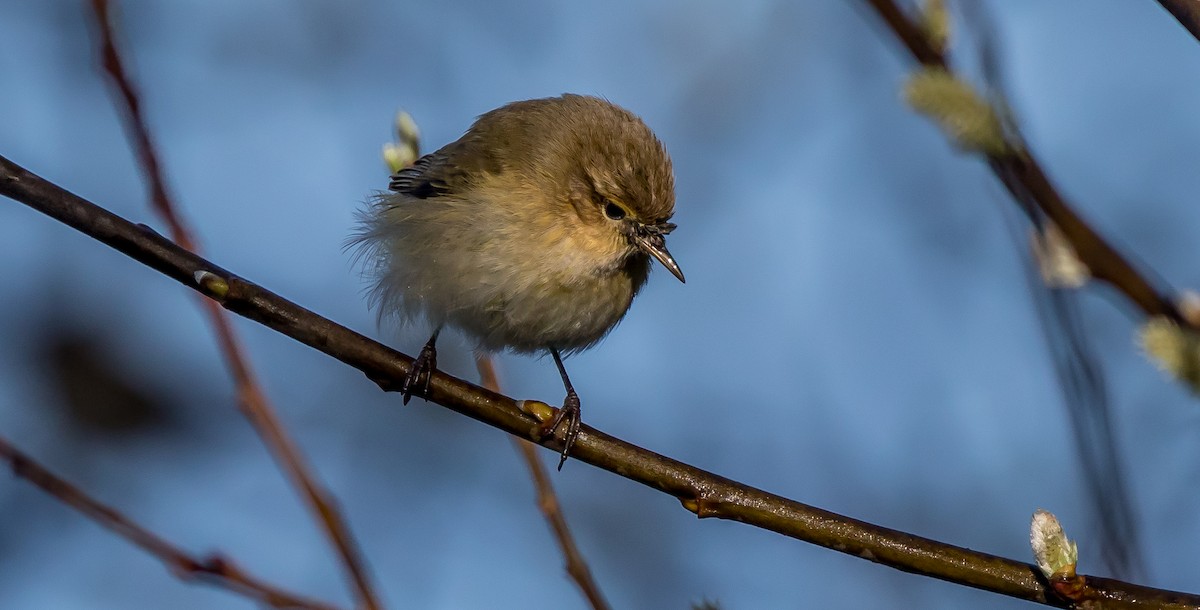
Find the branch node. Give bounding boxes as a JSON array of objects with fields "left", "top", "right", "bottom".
[
  {"left": 518, "top": 399, "right": 555, "bottom": 423},
  {"left": 1138, "top": 316, "right": 1200, "bottom": 394},
  {"left": 1048, "top": 575, "right": 1088, "bottom": 604},
  {"left": 918, "top": 0, "right": 951, "bottom": 54},
  {"left": 194, "top": 270, "right": 230, "bottom": 300},
  {"left": 679, "top": 494, "right": 719, "bottom": 519},
  {"left": 1179, "top": 290, "right": 1200, "bottom": 328},
  {"left": 903, "top": 67, "right": 1011, "bottom": 156},
  {"left": 1030, "top": 509, "right": 1078, "bottom": 580},
  {"left": 382, "top": 111, "right": 421, "bottom": 174},
  {"left": 1030, "top": 223, "right": 1090, "bottom": 289}
]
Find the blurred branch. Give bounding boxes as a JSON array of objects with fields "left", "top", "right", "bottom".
[
  {"left": 475, "top": 356, "right": 611, "bottom": 610},
  {"left": 865, "top": 0, "right": 1191, "bottom": 328},
  {"left": 86, "top": 2, "right": 382, "bottom": 609},
  {"left": 3, "top": 157, "right": 1199, "bottom": 607},
  {"left": 876, "top": 0, "right": 1179, "bottom": 579},
  {"left": 1156, "top": 0, "right": 1200, "bottom": 44},
  {"left": 909, "top": 0, "right": 1145, "bottom": 578},
  {"left": 0, "top": 435, "right": 342, "bottom": 610}
]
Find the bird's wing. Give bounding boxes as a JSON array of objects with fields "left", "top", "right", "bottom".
[
  {"left": 388, "top": 138, "right": 503, "bottom": 200},
  {"left": 388, "top": 152, "right": 453, "bottom": 198}
]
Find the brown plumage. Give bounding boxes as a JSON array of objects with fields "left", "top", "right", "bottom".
[{"left": 353, "top": 94, "right": 682, "bottom": 468}]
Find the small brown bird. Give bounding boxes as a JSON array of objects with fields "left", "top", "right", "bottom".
[{"left": 354, "top": 94, "right": 683, "bottom": 468}]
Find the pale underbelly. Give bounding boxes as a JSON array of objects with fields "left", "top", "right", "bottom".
[{"left": 444, "top": 272, "right": 637, "bottom": 354}]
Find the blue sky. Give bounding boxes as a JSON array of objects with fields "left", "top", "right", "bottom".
[{"left": 2, "top": 1, "right": 1200, "bottom": 608}]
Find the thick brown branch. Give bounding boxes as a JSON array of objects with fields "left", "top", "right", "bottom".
[
  {"left": 86, "top": 3, "right": 382, "bottom": 608},
  {"left": 865, "top": 0, "right": 1188, "bottom": 327},
  {"left": 3, "top": 156, "right": 1198, "bottom": 607},
  {"left": 1156, "top": 0, "right": 1200, "bottom": 44},
  {"left": 476, "top": 356, "right": 611, "bottom": 610},
  {"left": 0, "top": 435, "right": 342, "bottom": 610}
]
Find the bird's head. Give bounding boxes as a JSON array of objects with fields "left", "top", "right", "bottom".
[{"left": 557, "top": 95, "right": 684, "bottom": 283}]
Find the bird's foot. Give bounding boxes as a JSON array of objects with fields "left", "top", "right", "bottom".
[
  {"left": 538, "top": 390, "right": 581, "bottom": 470},
  {"left": 401, "top": 340, "right": 438, "bottom": 405}
]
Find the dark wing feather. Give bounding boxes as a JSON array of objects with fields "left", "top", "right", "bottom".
[
  {"left": 388, "top": 153, "right": 452, "bottom": 198},
  {"left": 388, "top": 137, "right": 505, "bottom": 200}
]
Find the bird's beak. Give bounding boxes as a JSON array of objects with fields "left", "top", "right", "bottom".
[{"left": 633, "top": 233, "right": 685, "bottom": 283}]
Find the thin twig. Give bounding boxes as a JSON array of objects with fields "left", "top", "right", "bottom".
[
  {"left": 475, "top": 356, "right": 611, "bottom": 610},
  {"left": 3, "top": 156, "right": 1198, "bottom": 608},
  {"left": 0, "top": 435, "right": 342, "bottom": 610},
  {"left": 865, "top": 0, "right": 1190, "bottom": 329},
  {"left": 85, "top": 3, "right": 381, "bottom": 609},
  {"left": 1156, "top": 0, "right": 1200, "bottom": 44}
]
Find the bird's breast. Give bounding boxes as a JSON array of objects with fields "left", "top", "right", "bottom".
[
  {"left": 450, "top": 253, "right": 648, "bottom": 354},
  {"left": 382, "top": 192, "right": 652, "bottom": 354}
]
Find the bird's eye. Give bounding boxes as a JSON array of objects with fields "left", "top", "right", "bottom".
[{"left": 603, "top": 201, "right": 626, "bottom": 220}]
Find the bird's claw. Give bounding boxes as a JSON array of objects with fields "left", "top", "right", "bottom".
[
  {"left": 401, "top": 341, "right": 437, "bottom": 405},
  {"left": 538, "top": 391, "right": 581, "bottom": 470}
]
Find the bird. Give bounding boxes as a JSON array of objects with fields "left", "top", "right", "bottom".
[{"left": 353, "top": 93, "right": 683, "bottom": 468}]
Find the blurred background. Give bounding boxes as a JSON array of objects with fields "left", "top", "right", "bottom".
[{"left": 3, "top": 0, "right": 1200, "bottom": 608}]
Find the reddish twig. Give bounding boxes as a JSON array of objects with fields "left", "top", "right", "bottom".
[
  {"left": 86, "top": 3, "right": 381, "bottom": 609},
  {"left": 88, "top": 0, "right": 193, "bottom": 249},
  {"left": 475, "top": 356, "right": 611, "bottom": 610},
  {"left": 0, "top": 435, "right": 342, "bottom": 610}
]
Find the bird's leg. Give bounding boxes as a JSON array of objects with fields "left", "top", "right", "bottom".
[
  {"left": 401, "top": 327, "right": 440, "bottom": 405},
  {"left": 538, "top": 347, "right": 582, "bottom": 470}
]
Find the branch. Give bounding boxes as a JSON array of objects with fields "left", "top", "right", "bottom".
[
  {"left": 0, "top": 435, "right": 342, "bottom": 610},
  {"left": 86, "top": 2, "right": 381, "bottom": 608},
  {"left": 1156, "top": 0, "right": 1200, "bottom": 44},
  {"left": 475, "top": 357, "right": 611, "bottom": 610},
  {"left": 865, "top": 0, "right": 1190, "bottom": 328},
  {"left": 4, "top": 157, "right": 1198, "bottom": 607}
]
